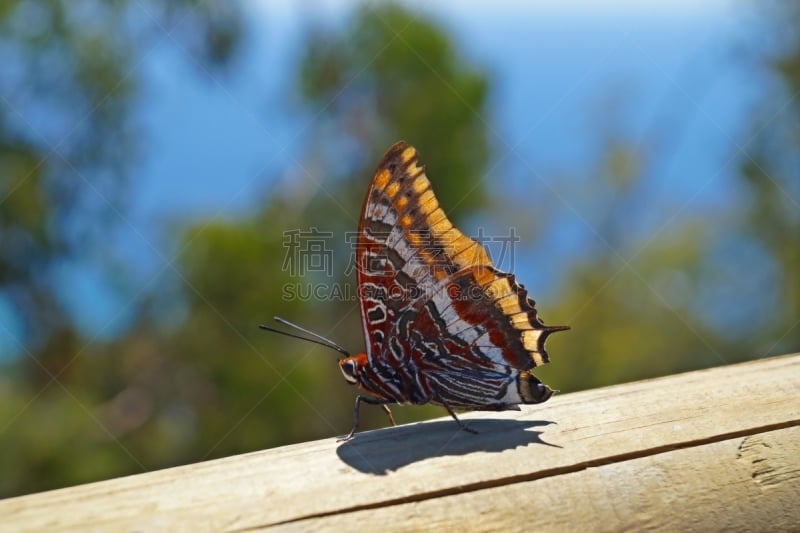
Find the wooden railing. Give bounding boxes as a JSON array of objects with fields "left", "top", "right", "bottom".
[{"left": 1, "top": 353, "right": 798, "bottom": 531}]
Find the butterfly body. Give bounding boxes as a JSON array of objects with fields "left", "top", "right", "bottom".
[{"left": 338, "top": 141, "right": 567, "bottom": 436}]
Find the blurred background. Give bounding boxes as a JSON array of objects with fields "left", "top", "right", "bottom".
[{"left": 1, "top": 0, "right": 798, "bottom": 497}]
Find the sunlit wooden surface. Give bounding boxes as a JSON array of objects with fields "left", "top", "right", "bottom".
[{"left": 1, "top": 353, "right": 798, "bottom": 532}]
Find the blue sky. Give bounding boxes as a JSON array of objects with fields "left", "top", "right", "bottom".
[
  {"left": 135, "top": 1, "right": 758, "bottom": 217},
  {"left": 1, "top": 0, "right": 772, "bottom": 357},
  {"left": 132, "top": 1, "right": 762, "bottom": 289}
]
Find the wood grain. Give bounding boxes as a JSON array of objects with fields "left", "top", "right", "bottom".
[
  {"left": 282, "top": 426, "right": 800, "bottom": 532},
  {"left": 1, "top": 354, "right": 798, "bottom": 532}
]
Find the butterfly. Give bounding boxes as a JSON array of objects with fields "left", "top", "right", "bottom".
[{"left": 263, "top": 141, "right": 568, "bottom": 440}]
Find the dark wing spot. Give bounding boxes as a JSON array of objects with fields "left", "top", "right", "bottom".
[{"left": 367, "top": 305, "right": 386, "bottom": 324}]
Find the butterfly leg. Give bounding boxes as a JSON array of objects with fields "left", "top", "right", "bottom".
[
  {"left": 439, "top": 398, "right": 478, "bottom": 435},
  {"left": 338, "top": 395, "right": 394, "bottom": 442},
  {"left": 381, "top": 404, "right": 397, "bottom": 427}
]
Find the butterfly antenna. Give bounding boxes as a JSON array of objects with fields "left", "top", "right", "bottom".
[{"left": 259, "top": 317, "right": 350, "bottom": 357}]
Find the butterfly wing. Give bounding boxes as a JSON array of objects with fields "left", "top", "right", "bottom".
[
  {"left": 356, "top": 141, "right": 480, "bottom": 359},
  {"left": 403, "top": 265, "right": 566, "bottom": 409},
  {"left": 355, "top": 141, "right": 566, "bottom": 408}
]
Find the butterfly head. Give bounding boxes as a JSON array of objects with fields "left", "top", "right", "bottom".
[{"left": 338, "top": 353, "right": 368, "bottom": 386}]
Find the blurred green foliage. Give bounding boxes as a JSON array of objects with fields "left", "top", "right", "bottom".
[
  {"left": 150, "top": 4, "right": 495, "bottom": 457},
  {"left": 1, "top": 1, "right": 798, "bottom": 499},
  {"left": 0, "top": 0, "right": 245, "bottom": 495}
]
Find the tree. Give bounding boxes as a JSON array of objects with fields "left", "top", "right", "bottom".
[
  {"left": 537, "top": 2, "right": 800, "bottom": 392},
  {"left": 0, "top": 2, "right": 493, "bottom": 496},
  {"left": 156, "top": 3, "right": 495, "bottom": 457},
  {"left": 0, "top": 0, "right": 244, "bottom": 497}
]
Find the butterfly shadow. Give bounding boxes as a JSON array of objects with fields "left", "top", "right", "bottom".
[{"left": 336, "top": 417, "right": 558, "bottom": 475}]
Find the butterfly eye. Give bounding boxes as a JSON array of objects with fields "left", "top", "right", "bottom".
[{"left": 339, "top": 359, "right": 358, "bottom": 385}]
